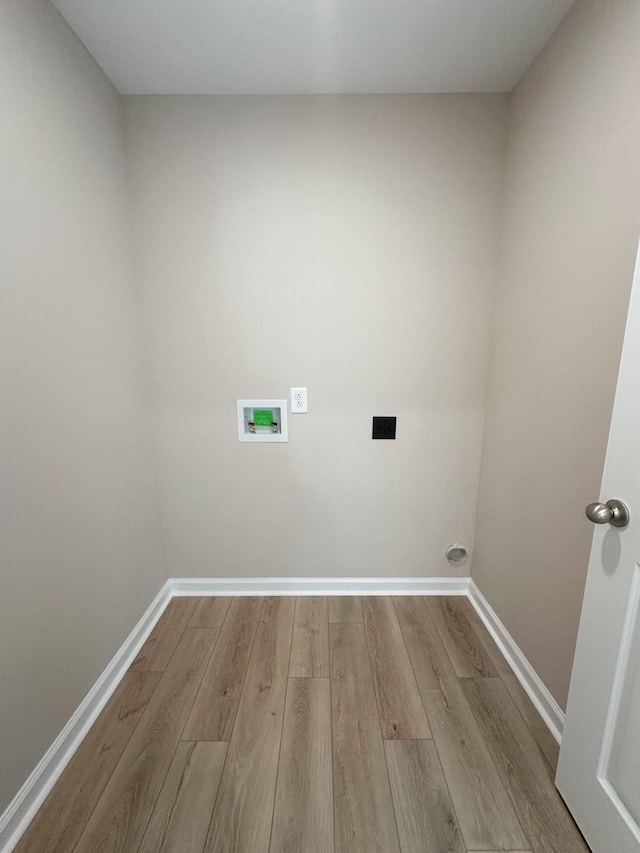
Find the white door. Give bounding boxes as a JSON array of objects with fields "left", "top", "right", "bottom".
[{"left": 557, "top": 239, "right": 640, "bottom": 853}]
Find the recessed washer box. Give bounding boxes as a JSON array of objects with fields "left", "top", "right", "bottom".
[{"left": 237, "top": 399, "right": 288, "bottom": 443}]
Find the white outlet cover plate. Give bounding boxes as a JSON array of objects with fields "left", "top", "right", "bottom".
[{"left": 290, "top": 387, "right": 308, "bottom": 413}]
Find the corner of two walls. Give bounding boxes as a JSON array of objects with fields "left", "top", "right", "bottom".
[{"left": 472, "top": 0, "right": 640, "bottom": 711}]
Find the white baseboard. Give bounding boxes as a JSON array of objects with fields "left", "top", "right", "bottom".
[
  {"left": 170, "top": 576, "right": 471, "bottom": 596},
  {"left": 0, "top": 580, "right": 173, "bottom": 853},
  {"left": 1, "top": 573, "right": 564, "bottom": 852},
  {"left": 468, "top": 579, "right": 565, "bottom": 744}
]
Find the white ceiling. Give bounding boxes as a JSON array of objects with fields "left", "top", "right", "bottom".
[{"left": 51, "top": 0, "right": 575, "bottom": 95}]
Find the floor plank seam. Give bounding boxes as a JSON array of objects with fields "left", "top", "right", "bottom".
[
  {"left": 362, "top": 611, "right": 404, "bottom": 853},
  {"left": 287, "top": 595, "right": 301, "bottom": 680},
  {"left": 428, "top": 598, "right": 469, "bottom": 678},
  {"left": 459, "top": 674, "right": 556, "bottom": 778},
  {"left": 200, "top": 596, "right": 271, "bottom": 853},
  {"left": 390, "top": 595, "right": 434, "bottom": 738},
  {"left": 463, "top": 691, "right": 531, "bottom": 851},
  {"left": 453, "top": 596, "right": 559, "bottom": 771},
  {"left": 176, "top": 626, "right": 224, "bottom": 744},
  {"left": 460, "top": 676, "right": 586, "bottom": 852},
  {"left": 141, "top": 608, "right": 193, "bottom": 675},
  {"left": 287, "top": 675, "right": 329, "bottom": 679},
  {"left": 68, "top": 629, "right": 217, "bottom": 850},
  {"left": 63, "top": 673, "right": 165, "bottom": 853},
  {"left": 133, "top": 734, "right": 185, "bottom": 853},
  {"left": 327, "top": 596, "right": 337, "bottom": 853},
  {"left": 393, "top": 597, "right": 468, "bottom": 852},
  {"left": 200, "top": 742, "right": 231, "bottom": 853},
  {"left": 267, "top": 598, "right": 296, "bottom": 853},
  {"left": 428, "top": 600, "right": 536, "bottom": 849},
  {"left": 131, "top": 598, "right": 199, "bottom": 674},
  {"left": 381, "top": 743, "right": 408, "bottom": 853},
  {"left": 213, "top": 597, "right": 266, "bottom": 748}
]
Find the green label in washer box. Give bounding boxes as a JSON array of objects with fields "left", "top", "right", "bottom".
[{"left": 253, "top": 409, "right": 274, "bottom": 426}]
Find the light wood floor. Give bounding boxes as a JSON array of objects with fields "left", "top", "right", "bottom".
[{"left": 16, "top": 596, "right": 591, "bottom": 853}]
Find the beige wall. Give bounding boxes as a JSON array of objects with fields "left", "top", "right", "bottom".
[
  {"left": 125, "top": 94, "right": 507, "bottom": 580},
  {"left": 473, "top": 0, "right": 640, "bottom": 710},
  {"left": 0, "top": 0, "right": 166, "bottom": 810}
]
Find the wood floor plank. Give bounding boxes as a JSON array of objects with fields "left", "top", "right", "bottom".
[
  {"left": 270, "top": 678, "right": 333, "bottom": 853},
  {"left": 384, "top": 740, "right": 465, "bottom": 853},
  {"left": 183, "top": 596, "right": 263, "bottom": 742},
  {"left": 131, "top": 597, "right": 199, "bottom": 672},
  {"left": 74, "top": 627, "right": 218, "bottom": 853},
  {"left": 189, "top": 596, "right": 232, "bottom": 628},
  {"left": 328, "top": 597, "right": 362, "bottom": 623},
  {"left": 461, "top": 678, "right": 590, "bottom": 853},
  {"left": 289, "top": 597, "right": 329, "bottom": 678},
  {"left": 393, "top": 597, "right": 528, "bottom": 852},
  {"left": 15, "top": 671, "right": 161, "bottom": 853},
  {"left": 361, "top": 597, "right": 431, "bottom": 740},
  {"left": 203, "top": 597, "right": 295, "bottom": 853},
  {"left": 456, "top": 596, "right": 560, "bottom": 771},
  {"left": 138, "top": 741, "right": 228, "bottom": 853},
  {"left": 427, "top": 596, "right": 498, "bottom": 678},
  {"left": 330, "top": 622, "right": 400, "bottom": 853}
]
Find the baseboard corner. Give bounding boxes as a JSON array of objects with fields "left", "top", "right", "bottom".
[
  {"left": 467, "top": 578, "right": 565, "bottom": 744},
  {"left": 0, "top": 579, "right": 173, "bottom": 853}
]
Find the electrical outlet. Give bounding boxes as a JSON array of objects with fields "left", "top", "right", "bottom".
[
  {"left": 372, "top": 416, "right": 396, "bottom": 439},
  {"left": 290, "top": 387, "right": 308, "bottom": 413}
]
